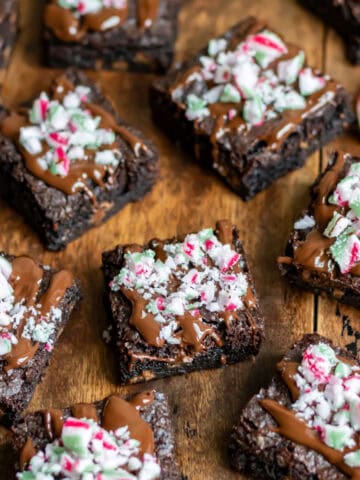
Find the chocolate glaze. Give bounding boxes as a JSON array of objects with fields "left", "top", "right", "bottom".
[
  {"left": 261, "top": 356, "right": 360, "bottom": 479},
  {"left": 121, "top": 287, "right": 164, "bottom": 348},
  {"left": 19, "top": 438, "right": 36, "bottom": 471},
  {"left": 43, "top": 409, "right": 64, "bottom": 441},
  {"left": 0, "top": 75, "right": 145, "bottom": 200},
  {"left": 23, "top": 392, "right": 156, "bottom": 469},
  {"left": 71, "top": 403, "right": 99, "bottom": 423},
  {"left": 293, "top": 230, "right": 334, "bottom": 273},
  {"left": 279, "top": 152, "right": 360, "bottom": 277},
  {"left": 313, "top": 151, "right": 346, "bottom": 229},
  {"left": 102, "top": 394, "right": 154, "bottom": 455},
  {"left": 45, "top": 0, "right": 160, "bottom": 42},
  {"left": 3, "top": 257, "right": 73, "bottom": 371}
]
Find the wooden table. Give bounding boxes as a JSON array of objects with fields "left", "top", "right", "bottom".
[{"left": 0, "top": 0, "right": 359, "bottom": 478}]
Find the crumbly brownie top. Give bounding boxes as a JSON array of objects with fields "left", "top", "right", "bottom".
[
  {"left": 168, "top": 18, "right": 339, "bottom": 153},
  {"left": 18, "top": 391, "right": 161, "bottom": 480},
  {"left": 110, "top": 220, "right": 256, "bottom": 352},
  {"left": 261, "top": 341, "right": 360, "bottom": 477},
  {"left": 45, "top": 0, "right": 160, "bottom": 42},
  {"left": 0, "top": 254, "right": 73, "bottom": 371},
  {"left": 280, "top": 152, "right": 360, "bottom": 277},
  {"left": 0, "top": 73, "right": 148, "bottom": 199}
]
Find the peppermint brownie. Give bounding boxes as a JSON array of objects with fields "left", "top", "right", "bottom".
[
  {"left": 230, "top": 334, "right": 360, "bottom": 479},
  {"left": 279, "top": 151, "right": 360, "bottom": 309},
  {"left": 13, "top": 391, "right": 180, "bottom": 480},
  {"left": 43, "top": 0, "right": 181, "bottom": 72},
  {"left": 102, "top": 219, "right": 264, "bottom": 384},
  {"left": 0, "top": 252, "right": 81, "bottom": 425},
  {"left": 0, "top": 0, "right": 17, "bottom": 68},
  {"left": 150, "top": 16, "right": 355, "bottom": 201},
  {"left": 0, "top": 69, "right": 158, "bottom": 251},
  {"left": 299, "top": 0, "right": 360, "bottom": 65}
]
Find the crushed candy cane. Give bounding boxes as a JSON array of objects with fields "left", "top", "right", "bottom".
[
  {"left": 20, "top": 85, "right": 121, "bottom": 177},
  {"left": 111, "top": 228, "right": 249, "bottom": 345},
  {"left": 284, "top": 342, "right": 360, "bottom": 468},
  {"left": 0, "top": 256, "right": 61, "bottom": 358},
  {"left": 17, "top": 417, "right": 161, "bottom": 480},
  {"left": 173, "top": 29, "right": 327, "bottom": 127},
  {"left": 322, "top": 161, "right": 360, "bottom": 273},
  {"left": 57, "top": 0, "right": 127, "bottom": 17}
]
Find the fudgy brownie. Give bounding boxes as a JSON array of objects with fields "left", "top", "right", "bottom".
[
  {"left": 278, "top": 151, "right": 360, "bottom": 309},
  {"left": 13, "top": 390, "right": 180, "bottom": 479},
  {"left": 43, "top": 0, "right": 181, "bottom": 72},
  {"left": 0, "top": 69, "right": 158, "bottom": 251},
  {"left": 0, "top": 0, "right": 17, "bottom": 68},
  {"left": 150, "top": 16, "right": 355, "bottom": 201},
  {"left": 230, "top": 334, "right": 360, "bottom": 479},
  {"left": 0, "top": 252, "right": 81, "bottom": 425},
  {"left": 299, "top": 0, "right": 360, "bottom": 65},
  {"left": 102, "top": 219, "right": 264, "bottom": 384}
]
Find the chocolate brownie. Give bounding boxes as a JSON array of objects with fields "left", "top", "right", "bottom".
[
  {"left": 13, "top": 390, "right": 180, "bottom": 479},
  {"left": 0, "top": 252, "right": 81, "bottom": 425},
  {"left": 102, "top": 219, "right": 264, "bottom": 384},
  {"left": 150, "top": 16, "right": 355, "bottom": 201},
  {"left": 43, "top": 0, "right": 180, "bottom": 72},
  {"left": 230, "top": 334, "right": 360, "bottom": 479},
  {"left": 278, "top": 151, "right": 360, "bottom": 309},
  {"left": 0, "top": 0, "right": 17, "bottom": 68},
  {"left": 0, "top": 69, "right": 158, "bottom": 251},
  {"left": 299, "top": 0, "right": 360, "bottom": 65}
]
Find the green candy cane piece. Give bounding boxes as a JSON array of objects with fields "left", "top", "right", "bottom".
[
  {"left": 344, "top": 449, "right": 360, "bottom": 468},
  {"left": 350, "top": 199, "right": 360, "bottom": 219},
  {"left": 334, "top": 361, "right": 352, "bottom": 378},
  {"left": 186, "top": 94, "right": 208, "bottom": 114},
  {"left": 314, "top": 343, "right": 337, "bottom": 365},
  {"left": 198, "top": 228, "right": 214, "bottom": 242},
  {"left": 324, "top": 425, "right": 353, "bottom": 450},
  {"left": 220, "top": 84, "right": 241, "bottom": 103}
]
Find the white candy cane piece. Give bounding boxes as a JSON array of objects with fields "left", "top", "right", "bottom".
[
  {"left": 299, "top": 68, "right": 326, "bottom": 96},
  {"left": 277, "top": 51, "right": 305, "bottom": 85}
]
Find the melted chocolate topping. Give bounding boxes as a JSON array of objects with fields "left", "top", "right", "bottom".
[
  {"left": 34, "top": 391, "right": 155, "bottom": 467},
  {"left": 0, "top": 75, "right": 146, "bottom": 200},
  {"left": 280, "top": 152, "right": 360, "bottom": 277},
  {"left": 45, "top": 0, "right": 160, "bottom": 42},
  {"left": 261, "top": 356, "right": 360, "bottom": 479},
  {"left": 3, "top": 257, "right": 73, "bottom": 371}
]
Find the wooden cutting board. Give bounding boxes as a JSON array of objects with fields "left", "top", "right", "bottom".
[{"left": 0, "top": 0, "right": 359, "bottom": 478}]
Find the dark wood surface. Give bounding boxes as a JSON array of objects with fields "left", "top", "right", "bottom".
[{"left": 0, "top": 0, "right": 359, "bottom": 478}]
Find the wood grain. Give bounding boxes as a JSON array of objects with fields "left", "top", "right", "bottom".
[{"left": 0, "top": 0, "right": 358, "bottom": 478}]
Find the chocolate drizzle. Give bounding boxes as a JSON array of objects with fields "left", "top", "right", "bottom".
[
  {"left": 261, "top": 356, "right": 360, "bottom": 479},
  {"left": 0, "top": 75, "right": 146, "bottom": 200},
  {"left": 3, "top": 257, "right": 73, "bottom": 371},
  {"left": 45, "top": 0, "right": 160, "bottom": 42},
  {"left": 280, "top": 152, "right": 360, "bottom": 276},
  {"left": 32, "top": 391, "right": 155, "bottom": 469}
]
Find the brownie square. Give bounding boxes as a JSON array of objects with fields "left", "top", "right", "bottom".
[
  {"left": 299, "top": 0, "right": 360, "bottom": 65},
  {"left": 0, "top": 252, "right": 81, "bottom": 425},
  {"left": 230, "top": 334, "right": 360, "bottom": 479},
  {"left": 278, "top": 151, "right": 360, "bottom": 309},
  {"left": 102, "top": 219, "right": 264, "bottom": 384},
  {"left": 13, "top": 390, "right": 181, "bottom": 479},
  {"left": 0, "top": 69, "right": 158, "bottom": 251},
  {"left": 0, "top": 0, "right": 17, "bottom": 69},
  {"left": 149, "top": 16, "right": 355, "bottom": 201},
  {"left": 43, "top": 0, "right": 181, "bottom": 72}
]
